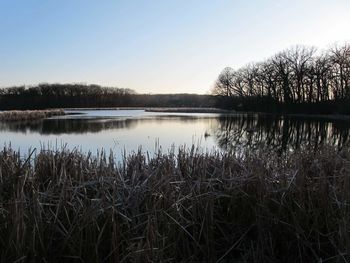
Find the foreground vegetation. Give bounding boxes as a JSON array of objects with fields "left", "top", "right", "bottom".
[
  {"left": 0, "top": 109, "right": 65, "bottom": 121},
  {"left": 0, "top": 146, "right": 350, "bottom": 262}
]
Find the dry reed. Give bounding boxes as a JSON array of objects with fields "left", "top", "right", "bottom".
[
  {"left": 0, "top": 146, "right": 349, "bottom": 262},
  {"left": 0, "top": 109, "right": 65, "bottom": 121},
  {"left": 145, "top": 107, "right": 229, "bottom": 113}
]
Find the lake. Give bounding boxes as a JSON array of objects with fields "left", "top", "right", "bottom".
[{"left": 1, "top": 109, "right": 350, "bottom": 158}]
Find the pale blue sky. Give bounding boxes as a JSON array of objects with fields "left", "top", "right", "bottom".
[{"left": 1, "top": 0, "right": 350, "bottom": 94}]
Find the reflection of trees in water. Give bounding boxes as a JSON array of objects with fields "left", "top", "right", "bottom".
[
  {"left": 0, "top": 116, "right": 209, "bottom": 135},
  {"left": 213, "top": 114, "right": 350, "bottom": 152},
  {"left": 4, "top": 113, "right": 347, "bottom": 152},
  {"left": 0, "top": 118, "right": 137, "bottom": 134}
]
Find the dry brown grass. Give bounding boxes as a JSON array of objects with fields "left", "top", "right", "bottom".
[
  {"left": 0, "top": 109, "right": 65, "bottom": 121},
  {"left": 145, "top": 107, "right": 230, "bottom": 113},
  {"left": 0, "top": 146, "right": 349, "bottom": 262}
]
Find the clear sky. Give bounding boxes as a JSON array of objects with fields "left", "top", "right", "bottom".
[{"left": 1, "top": 0, "right": 350, "bottom": 94}]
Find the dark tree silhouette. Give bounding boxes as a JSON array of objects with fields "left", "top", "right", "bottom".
[
  {"left": 0, "top": 83, "right": 215, "bottom": 110},
  {"left": 213, "top": 43, "right": 350, "bottom": 114}
]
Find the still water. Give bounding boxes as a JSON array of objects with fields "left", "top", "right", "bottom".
[{"left": 1, "top": 110, "right": 350, "bottom": 157}]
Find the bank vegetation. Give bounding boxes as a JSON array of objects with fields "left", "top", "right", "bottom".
[{"left": 0, "top": 109, "right": 65, "bottom": 121}]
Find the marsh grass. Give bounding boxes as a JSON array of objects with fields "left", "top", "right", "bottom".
[
  {"left": 0, "top": 146, "right": 350, "bottom": 262},
  {"left": 145, "top": 107, "right": 229, "bottom": 113},
  {"left": 0, "top": 109, "right": 65, "bottom": 121},
  {"left": 65, "top": 107, "right": 229, "bottom": 113}
]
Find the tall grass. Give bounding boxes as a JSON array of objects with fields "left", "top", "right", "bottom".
[
  {"left": 0, "top": 109, "right": 65, "bottom": 121},
  {"left": 0, "top": 146, "right": 349, "bottom": 262}
]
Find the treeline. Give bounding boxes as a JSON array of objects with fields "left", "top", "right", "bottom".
[
  {"left": 131, "top": 94, "right": 215, "bottom": 108},
  {"left": 0, "top": 84, "right": 134, "bottom": 110},
  {"left": 213, "top": 43, "right": 350, "bottom": 113},
  {"left": 0, "top": 83, "right": 215, "bottom": 110}
]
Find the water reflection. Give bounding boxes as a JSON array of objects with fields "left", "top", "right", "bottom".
[
  {"left": 0, "top": 118, "right": 137, "bottom": 134},
  {"left": 1, "top": 111, "right": 350, "bottom": 153},
  {"left": 213, "top": 114, "right": 350, "bottom": 152},
  {"left": 0, "top": 116, "right": 211, "bottom": 135}
]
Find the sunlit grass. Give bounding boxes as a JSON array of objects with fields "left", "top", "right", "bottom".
[
  {"left": 0, "top": 109, "right": 65, "bottom": 121},
  {"left": 0, "top": 145, "right": 349, "bottom": 262}
]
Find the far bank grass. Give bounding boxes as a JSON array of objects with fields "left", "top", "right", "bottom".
[
  {"left": 145, "top": 107, "right": 230, "bottom": 113},
  {"left": 0, "top": 109, "right": 65, "bottom": 121},
  {"left": 0, "top": 146, "right": 350, "bottom": 262},
  {"left": 64, "top": 107, "right": 230, "bottom": 113}
]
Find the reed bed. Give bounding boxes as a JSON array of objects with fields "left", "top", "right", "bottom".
[
  {"left": 145, "top": 107, "right": 230, "bottom": 113},
  {"left": 0, "top": 109, "right": 65, "bottom": 121},
  {"left": 65, "top": 107, "right": 229, "bottom": 113},
  {"left": 0, "top": 146, "right": 349, "bottom": 262}
]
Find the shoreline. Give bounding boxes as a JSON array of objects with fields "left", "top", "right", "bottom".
[
  {"left": 1, "top": 107, "right": 350, "bottom": 122},
  {"left": 0, "top": 109, "right": 65, "bottom": 121},
  {"left": 241, "top": 112, "right": 350, "bottom": 122},
  {"left": 65, "top": 107, "right": 350, "bottom": 121},
  {"left": 64, "top": 107, "right": 231, "bottom": 113}
]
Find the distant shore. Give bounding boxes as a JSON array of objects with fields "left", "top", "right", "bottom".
[
  {"left": 65, "top": 107, "right": 231, "bottom": 113},
  {"left": 2, "top": 108, "right": 350, "bottom": 122},
  {"left": 0, "top": 109, "right": 65, "bottom": 121},
  {"left": 64, "top": 108, "right": 350, "bottom": 122},
  {"left": 145, "top": 107, "right": 231, "bottom": 113},
  {"left": 247, "top": 112, "right": 350, "bottom": 122}
]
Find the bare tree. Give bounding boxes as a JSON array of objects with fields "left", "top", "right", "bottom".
[
  {"left": 272, "top": 51, "right": 293, "bottom": 103},
  {"left": 212, "top": 67, "right": 235, "bottom": 97},
  {"left": 282, "top": 46, "right": 316, "bottom": 103},
  {"left": 330, "top": 43, "right": 350, "bottom": 99},
  {"left": 212, "top": 42, "right": 350, "bottom": 111},
  {"left": 313, "top": 54, "right": 332, "bottom": 101}
]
